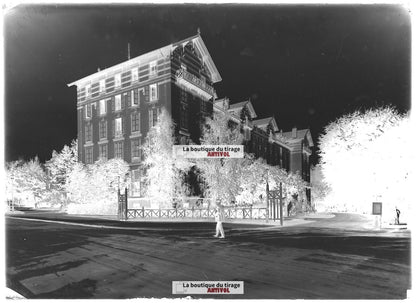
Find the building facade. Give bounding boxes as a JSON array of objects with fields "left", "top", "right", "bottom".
[
  {"left": 68, "top": 34, "right": 313, "bottom": 203},
  {"left": 68, "top": 34, "right": 221, "bottom": 197}
]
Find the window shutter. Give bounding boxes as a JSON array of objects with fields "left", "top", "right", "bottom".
[
  {"left": 145, "top": 86, "right": 149, "bottom": 102},
  {"left": 112, "top": 119, "right": 115, "bottom": 137},
  {"left": 111, "top": 97, "right": 115, "bottom": 112}
]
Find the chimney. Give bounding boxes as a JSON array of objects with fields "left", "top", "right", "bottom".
[
  {"left": 292, "top": 127, "right": 297, "bottom": 139},
  {"left": 127, "top": 42, "right": 131, "bottom": 60}
]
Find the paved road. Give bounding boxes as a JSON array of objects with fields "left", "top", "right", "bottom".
[{"left": 6, "top": 212, "right": 411, "bottom": 299}]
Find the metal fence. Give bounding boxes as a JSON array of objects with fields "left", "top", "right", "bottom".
[{"left": 127, "top": 206, "right": 268, "bottom": 220}]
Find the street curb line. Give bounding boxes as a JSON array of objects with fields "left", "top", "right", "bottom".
[{"left": 7, "top": 216, "right": 281, "bottom": 231}]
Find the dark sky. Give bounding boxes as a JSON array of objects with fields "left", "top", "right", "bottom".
[{"left": 4, "top": 4, "right": 411, "bottom": 164}]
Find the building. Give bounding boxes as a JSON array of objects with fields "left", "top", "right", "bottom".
[
  {"left": 68, "top": 33, "right": 313, "bottom": 203},
  {"left": 214, "top": 97, "right": 313, "bottom": 203},
  {"left": 68, "top": 34, "right": 221, "bottom": 197}
]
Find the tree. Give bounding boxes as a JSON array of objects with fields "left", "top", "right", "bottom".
[
  {"left": 5, "top": 157, "right": 48, "bottom": 207},
  {"left": 46, "top": 139, "right": 78, "bottom": 193},
  {"left": 196, "top": 111, "right": 244, "bottom": 206},
  {"left": 318, "top": 106, "right": 412, "bottom": 214},
  {"left": 65, "top": 158, "right": 130, "bottom": 215},
  {"left": 142, "top": 107, "right": 191, "bottom": 207}
]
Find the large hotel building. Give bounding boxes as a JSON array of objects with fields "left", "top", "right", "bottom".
[{"left": 68, "top": 34, "right": 313, "bottom": 202}]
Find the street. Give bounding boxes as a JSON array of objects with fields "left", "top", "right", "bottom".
[{"left": 5, "top": 212, "right": 411, "bottom": 299}]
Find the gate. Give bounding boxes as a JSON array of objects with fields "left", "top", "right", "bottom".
[
  {"left": 118, "top": 188, "right": 128, "bottom": 221},
  {"left": 266, "top": 182, "right": 283, "bottom": 225}
]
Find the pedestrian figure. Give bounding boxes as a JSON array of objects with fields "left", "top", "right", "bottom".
[
  {"left": 214, "top": 206, "right": 225, "bottom": 238},
  {"left": 395, "top": 207, "right": 401, "bottom": 225}
]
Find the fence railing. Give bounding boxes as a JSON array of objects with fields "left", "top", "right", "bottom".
[{"left": 127, "top": 207, "right": 268, "bottom": 220}]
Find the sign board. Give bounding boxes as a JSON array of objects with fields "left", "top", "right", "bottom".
[{"left": 372, "top": 202, "right": 382, "bottom": 215}]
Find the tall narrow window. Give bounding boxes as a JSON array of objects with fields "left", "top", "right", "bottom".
[
  {"left": 85, "top": 84, "right": 91, "bottom": 98},
  {"left": 115, "top": 95, "right": 121, "bottom": 111},
  {"left": 99, "top": 120, "right": 107, "bottom": 139},
  {"left": 115, "top": 117, "right": 122, "bottom": 137},
  {"left": 85, "top": 147, "right": 93, "bottom": 164},
  {"left": 150, "top": 84, "right": 158, "bottom": 102},
  {"left": 115, "top": 141, "right": 124, "bottom": 159},
  {"left": 132, "top": 89, "right": 139, "bottom": 106},
  {"left": 85, "top": 104, "right": 92, "bottom": 119},
  {"left": 131, "top": 112, "right": 140, "bottom": 133},
  {"left": 149, "top": 108, "right": 158, "bottom": 128},
  {"left": 115, "top": 73, "right": 121, "bottom": 88},
  {"left": 131, "top": 139, "right": 141, "bottom": 160},
  {"left": 99, "top": 79, "right": 105, "bottom": 94},
  {"left": 99, "top": 99, "right": 106, "bottom": 115},
  {"left": 149, "top": 61, "right": 157, "bottom": 77},
  {"left": 99, "top": 144, "right": 108, "bottom": 160},
  {"left": 85, "top": 123, "right": 92, "bottom": 142},
  {"left": 132, "top": 68, "right": 139, "bottom": 82}
]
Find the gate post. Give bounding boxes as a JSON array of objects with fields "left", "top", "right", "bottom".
[
  {"left": 279, "top": 182, "right": 283, "bottom": 226},
  {"left": 124, "top": 188, "right": 128, "bottom": 221},
  {"left": 266, "top": 182, "right": 270, "bottom": 222}
]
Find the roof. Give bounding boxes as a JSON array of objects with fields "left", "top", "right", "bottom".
[
  {"left": 252, "top": 117, "right": 278, "bottom": 132},
  {"left": 68, "top": 34, "right": 221, "bottom": 87},
  {"left": 228, "top": 100, "right": 257, "bottom": 119},
  {"left": 281, "top": 129, "right": 314, "bottom": 147}
]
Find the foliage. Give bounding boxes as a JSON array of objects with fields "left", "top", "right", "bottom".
[
  {"left": 196, "top": 111, "right": 244, "bottom": 206},
  {"left": 142, "top": 107, "right": 192, "bottom": 207},
  {"left": 45, "top": 140, "right": 78, "bottom": 193},
  {"left": 5, "top": 157, "right": 48, "bottom": 206},
  {"left": 318, "top": 106, "right": 412, "bottom": 214},
  {"left": 65, "top": 158, "right": 129, "bottom": 215},
  {"left": 310, "top": 164, "right": 331, "bottom": 211}
]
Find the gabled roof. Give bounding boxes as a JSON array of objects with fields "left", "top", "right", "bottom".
[
  {"left": 228, "top": 100, "right": 257, "bottom": 119},
  {"left": 68, "top": 34, "right": 221, "bottom": 87},
  {"left": 252, "top": 117, "right": 279, "bottom": 132},
  {"left": 282, "top": 128, "right": 314, "bottom": 147}
]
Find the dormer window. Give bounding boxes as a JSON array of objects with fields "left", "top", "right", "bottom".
[
  {"left": 115, "top": 73, "right": 121, "bottom": 88},
  {"left": 149, "top": 61, "right": 157, "bottom": 77}
]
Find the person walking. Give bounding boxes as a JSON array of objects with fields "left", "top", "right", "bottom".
[
  {"left": 214, "top": 206, "right": 225, "bottom": 238},
  {"left": 395, "top": 207, "right": 401, "bottom": 225}
]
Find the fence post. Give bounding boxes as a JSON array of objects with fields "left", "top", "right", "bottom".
[
  {"left": 142, "top": 206, "right": 144, "bottom": 218},
  {"left": 279, "top": 182, "right": 283, "bottom": 226},
  {"left": 124, "top": 188, "right": 128, "bottom": 221},
  {"left": 192, "top": 206, "right": 194, "bottom": 218},
  {"left": 250, "top": 204, "right": 253, "bottom": 219}
]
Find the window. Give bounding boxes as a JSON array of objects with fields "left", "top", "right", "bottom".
[
  {"left": 85, "top": 123, "right": 92, "bottom": 142},
  {"left": 99, "top": 99, "right": 106, "bottom": 115},
  {"left": 122, "top": 92, "right": 129, "bottom": 106},
  {"left": 99, "top": 80, "right": 105, "bottom": 94},
  {"left": 149, "top": 108, "right": 158, "bottom": 128},
  {"left": 85, "top": 84, "right": 91, "bottom": 98},
  {"left": 99, "top": 120, "right": 107, "bottom": 139},
  {"left": 99, "top": 144, "right": 108, "bottom": 160},
  {"left": 115, "top": 141, "right": 124, "bottom": 159},
  {"left": 115, "top": 117, "right": 122, "bottom": 137},
  {"left": 180, "top": 103, "right": 188, "bottom": 130},
  {"left": 131, "top": 112, "right": 140, "bottom": 133},
  {"left": 181, "top": 63, "right": 187, "bottom": 71},
  {"left": 115, "top": 73, "right": 121, "bottom": 88},
  {"left": 131, "top": 139, "right": 141, "bottom": 160},
  {"left": 149, "top": 61, "right": 157, "bottom": 77},
  {"left": 132, "top": 68, "right": 139, "bottom": 82},
  {"left": 150, "top": 84, "right": 158, "bottom": 102},
  {"left": 115, "top": 95, "right": 121, "bottom": 111},
  {"left": 130, "top": 169, "right": 142, "bottom": 197},
  {"left": 132, "top": 89, "right": 139, "bottom": 106},
  {"left": 85, "top": 104, "right": 92, "bottom": 119},
  {"left": 85, "top": 147, "right": 93, "bottom": 164}
]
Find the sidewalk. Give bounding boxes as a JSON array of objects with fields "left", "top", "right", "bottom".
[{"left": 5, "top": 209, "right": 318, "bottom": 229}]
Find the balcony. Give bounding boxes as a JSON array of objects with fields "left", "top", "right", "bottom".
[{"left": 175, "top": 69, "right": 215, "bottom": 100}]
